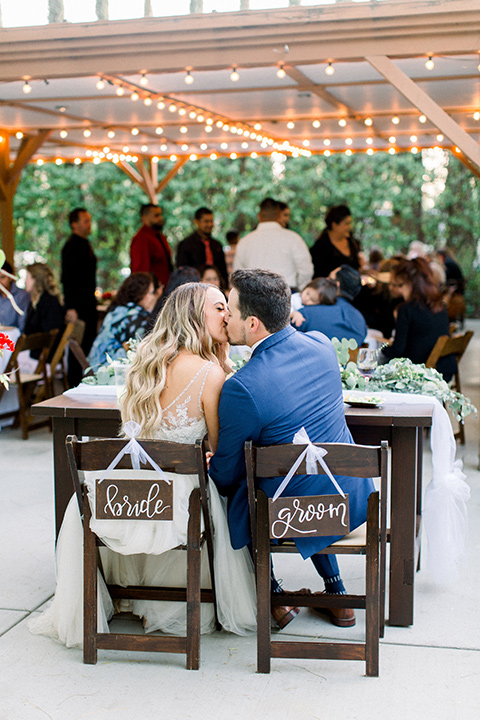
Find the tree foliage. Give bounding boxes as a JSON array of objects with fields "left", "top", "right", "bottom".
[{"left": 8, "top": 151, "right": 480, "bottom": 315}]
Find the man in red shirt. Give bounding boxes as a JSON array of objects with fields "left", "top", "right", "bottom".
[{"left": 130, "top": 204, "right": 172, "bottom": 287}]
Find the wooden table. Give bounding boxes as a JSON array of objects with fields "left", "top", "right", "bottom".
[{"left": 32, "top": 393, "right": 432, "bottom": 628}]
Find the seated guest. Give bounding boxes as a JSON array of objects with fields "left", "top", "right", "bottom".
[
  {"left": 24, "top": 263, "right": 65, "bottom": 359},
  {"left": 290, "top": 277, "right": 337, "bottom": 326},
  {"left": 381, "top": 258, "right": 456, "bottom": 381},
  {"left": 295, "top": 276, "right": 367, "bottom": 346},
  {"left": 200, "top": 264, "right": 224, "bottom": 290},
  {"left": 87, "top": 272, "right": 156, "bottom": 368},
  {"left": 0, "top": 261, "right": 30, "bottom": 331}
]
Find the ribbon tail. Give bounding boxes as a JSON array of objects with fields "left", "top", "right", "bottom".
[
  {"left": 97, "top": 445, "right": 130, "bottom": 484},
  {"left": 318, "top": 456, "right": 346, "bottom": 498},
  {"left": 272, "top": 447, "right": 308, "bottom": 502}
]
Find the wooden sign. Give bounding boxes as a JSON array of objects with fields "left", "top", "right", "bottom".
[
  {"left": 95, "top": 478, "right": 173, "bottom": 521},
  {"left": 269, "top": 494, "right": 349, "bottom": 540}
]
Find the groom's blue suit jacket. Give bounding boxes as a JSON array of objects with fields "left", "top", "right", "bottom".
[{"left": 209, "top": 325, "right": 375, "bottom": 558}]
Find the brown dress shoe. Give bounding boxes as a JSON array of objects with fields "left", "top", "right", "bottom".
[
  {"left": 271, "top": 605, "right": 300, "bottom": 629},
  {"left": 312, "top": 593, "right": 356, "bottom": 627}
]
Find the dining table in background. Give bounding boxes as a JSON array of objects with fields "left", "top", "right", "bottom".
[{"left": 32, "top": 389, "right": 433, "bottom": 628}]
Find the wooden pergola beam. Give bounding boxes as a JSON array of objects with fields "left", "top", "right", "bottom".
[
  {"left": 156, "top": 157, "right": 188, "bottom": 195},
  {"left": 116, "top": 156, "right": 188, "bottom": 201},
  {"left": 366, "top": 55, "right": 480, "bottom": 174},
  {"left": 8, "top": 129, "right": 53, "bottom": 185}
]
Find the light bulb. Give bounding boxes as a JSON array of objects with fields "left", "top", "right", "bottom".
[
  {"left": 140, "top": 73, "right": 148, "bottom": 86},
  {"left": 116, "top": 85, "right": 125, "bottom": 96},
  {"left": 200, "top": 143, "right": 208, "bottom": 150},
  {"left": 392, "top": 116, "right": 400, "bottom": 124},
  {"left": 180, "top": 126, "right": 188, "bottom": 133},
  {"left": 367, "top": 148, "right": 374, "bottom": 155},
  {"left": 157, "top": 100, "right": 165, "bottom": 110},
  {"left": 312, "top": 120, "right": 321, "bottom": 128},
  {"left": 287, "top": 121, "right": 295, "bottom": 129},
  {"left": 425, "top": 55, "right": 434, "bottom": 71},
  {"left": 96, "top": 79, "right": 105, "bottom": 90},
  {"left": 389, "top": 136, "right": 396, "bottom": 143},
  {"left": 474, "top": 112, "right": 480, "bottom": 121},
  {"left": 83, "top": 129, "right": 92, "bottom": 137},
  {"left": 210, "top": 153, "right": 217, "bottom": 160},
  {"left": 130, "top": 91, "right": 139, "bottom": 101},
  {"left": 107, "top": 130, "right": 115, "bottom": 138},
  {"left": 205, "top": 125, "right": 212, "bottom": 133},
  {"left": 436, "top": 134, "right": 444, "bottom": 141},
  {"left": 338, "top": 118, "right": 347, "bottom": 127},
  {"left": 419, "top": 114, "right": 427, "bottom": 123},
  {"left": 366, "top": 137, "right": 373, "bottom": 145},
  {"left": 179, "top": 108, "right": 186, "bottom": 116},
  {"left": 276, "top": 64, "right": 286, "bottom": 79},
  {"left": 16, "top": 131, "right": 24, "bottom": 139},
  {"left": 190, "top": 111, "right": 198, "bottom": 119},
  {"left": 254, "top": 123, "right": 262, "bottom": 130},
  {"left": 302, "top": 140, "right": 310, "bottom": 147},
  {"left": 325, "top": 62, "right": 335, "bottom": 76},
  {"left": 60, "top": 130, "right": 68, "bottom": 139},
  {"left": 144, "top": 97, "right": 152, "bottom": 106},
  {"left": 169, "top": 104, "right": 177, "bottom": 113},
  {"left": 345, "top": 137, "right": 352, "bottom": 145},
  {"left": 389, "top": 147, "right": 396, "bottom": 155},
  {"left": 323, "top": 139, "right": 330, "bottom": 146},
  {"left": 364, "top": 117, "right": 373, "bottom": 126},
  {"left": 23, "top": 80, "right": 32, "bottom": 94},
  {"left": 345, "top": 149, "right": 352, "bottom": 156},
  {"left": 141, "top": 145, "right": 148, "bottom": 152},
  {"left": 56, "top": 158, "right": 63, "bottom": 165},
  {"left": 170, "top": 155, "right": 177, "bottom": 162},
  {"left": 230, "top": 67, "right": 240, "bottom": 82},
  {"left": 206, "top": 118, "right": 213, "bottom": 125},
  {"left": 185, "top": 70, "right": 194, "bottom": 85},
  {"left": 131, "top": 127, "right": 139, "bottom": 135},
  {"left": 155, "top": 126, "right": 164, "bottom": 135},
  {"left": 410, "top": 135, "right": 417, "bottom": 142}
]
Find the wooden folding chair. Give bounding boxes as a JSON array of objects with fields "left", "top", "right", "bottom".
[
  {"left": 7, "top": 329, "right": 58, "bottom": 438},
  {"left": 66, "top": 435, "right": 218, "bottom": 669},
  {"left": 35, "top": 322, "right": 76, "bottom": 401},
  {"left": 67, "top": 338, "right": 93, "bottom": 377},
  {"left": 246, "top": 440, "right": 388, "bottom": 677},
  {"left": 426, "top": 330, "right": 473, "bottom": 444}
]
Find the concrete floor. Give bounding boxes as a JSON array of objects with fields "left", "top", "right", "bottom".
[{"left": 1, "top": 321, "right": 480, "bottom": 720}]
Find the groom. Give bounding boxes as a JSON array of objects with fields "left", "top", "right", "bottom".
[{"left": 209, "top": 268, "right": 374, "bottom": 629}]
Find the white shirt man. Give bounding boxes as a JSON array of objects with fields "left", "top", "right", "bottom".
[{"left": 233, "top": 198, "right": 313, "bottom": 290}]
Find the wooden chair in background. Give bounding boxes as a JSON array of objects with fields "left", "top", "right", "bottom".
[
  {"left": 426, "top": 330, "right": 473, "bottom": 444},
  {"left": 9, "top": 330, "right": 58, "bottom": 439},
  {"left": 246, "top": 440, "right": 388, "bottom": 677},
  {"left": 36, "top": 322, "right": 76, "bottom": 401},
  {"left": 66, "top": 435, "right": 218, "bottom": 669}
]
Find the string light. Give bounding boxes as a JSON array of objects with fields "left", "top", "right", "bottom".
[
  {"left": 276, "top": 63, "right": 286, "bottom": 79},
  {"left": 116, "top": 85, "right": 125, "bottom": 96},
  {"left": 436, "top": 134, "right": 444, "bottom": 141},
  {"left": 410, "top": 135, "right": 417, "bottom": 142},
  {"left": 160, "top": 144, "right": 167, "bottom": 151},
  {"left": 419, "top": 115, "right": 427, "bottom": 123},
  {"left": 197, "top": 115, "right": 204, "bottom": 122},
  {"left": 210, "top": 153, "right": 218, "bottom": 160},
  {"left": 205, "top": 125, "right": 213, "bottom": 133},
  {"left": 96, "top": 78, "right": 105, "bottom": 90},
  {"left": 324, "top": 150, "right": 331, "bottom": 157},
  {"left": 366, "top": 137, "right": 373, "bottom": 145},
  {"left": 345, "top": 149, "right": 352, "bottom": 156},
  {"left": 55, "top": 158, "right": 63, "bottom": 165},
  {"left": 473, "top": 111, "right": 480, "bottom": 121},
  {"left": 60, "top": 130, "right": 68, "bottom": 139},
  {"left": 179, "top": 108, "right": 187, "bottom": 116},
  {"left": 107, "top": 130, "right": 116, "bottom": 138},
  {"left": 364, "top": 117, "right": 373, "bottom": 126},
  {"left": 388, "top": 147, "right": 396, "bottom": 155},
  {"left": 312, "top": 120, "right": 321, "bottom": 128},
  {"left": 155, "top": 126, "right": 164, "bottom": 134},
  {"left": 345, "top": 137, "right": 353, "bottom": 145},
  {"left": 190, "top": 111, "right": 198, "bottom": 120},
  {"left": 185, "top": 70, "right": 194, "bottom": 85},
  {"left": 144, "top": 97, "right": 152, "bottom": 106},
  {"left": 250, "top": 151, "right": 258, "bottom": 158},
  {"left": 254, "top": 123, "right": 262, "bottom": 131},
  {"left": 170, "top": 154, "right": 177, "bottom": 162},
  {"left": 323, "top": 139, "right": 331, "bottom": 146},
  {"left": 287, "top": 121, "right": 295, "bottom": 129},
  {"left": 122, "top": 146, "right": 129, "bottom": 152},
  {"left": 103, "top": 146, "right": 110, "bottom": 153},
  {"left": 392, "top": 116, "right": 400, "bottom": 124},
  {"left": 389, "top": 136, "right": 396, "bottom": 143},
  {"left": 140, "top": 73, "right": 148, "bottom": 86},
  {"left": 131, "top": 127, "right": 139, "bottom": 135},
  {"left": 16, "top": 131, "right": 24, "bottom": 139},
  {"left": 169, "top": 104, "right": 177, "bottom": 113},
  {"left": 189, "top": 154, "right": 197, "bottom": 161},
  {"left": 152, "top": 156, "right": 159, "bottom": 163},
  {"left": 157, "top": 99, "right": 165, "bottom": 110},
  {"left": 230, "top": 152, "right": 238, "bottom": 159},
  {"left": 366, "top": 148, "right": 374, "bottom": 155},
  {"left": 206, "top": 118, "right": 214, "bottom": 125},
  {"left": 411, "top": 147, "right": 419, "bottom": 154},
  {"left": 83, "top": 129, "right": 92, "bottom": 137},
  {"left": 36, "top": 158, "right": 44, "bottom": 165},
  {"left": 338, "top": 118, "right": 347, "bottom": 127},
  {"left": 425, "top": 55, "right": 435, "bottom": 70},
  {"left": 180, "top": 126, "right": 188, "bottom": 133},
  {"left": 221, "top": 142, "right": 228, "bottom": 149},
  {"left": 181, "top": 143, "right": 189, "bottom": 151},
  {"left": 230, "top": 67, "right": 240, "bottom": 82},
  {"left": 130, "top": 91, "right": 139, "bottom": 101},
  {"left": 325, "top": 62, "right": 335, "bottom": 76},
  {"left": 200, "top": 143, "right": 208, "bottom": 150},
  {"left": 23, "top": 80, "right": 32, "bottom": 94},
  {"left": 302, "top": 140, "right": 310, "bottom": 147}
]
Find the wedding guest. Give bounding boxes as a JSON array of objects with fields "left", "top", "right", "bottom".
[
  {"left": 277, "top": 201, "right": 291, "bottom": 228},
  {"left": 310, "top": 205, "right": 362, "bottom": 278},
  {"left": 176, "top": 207, "right": 228, "bottom": 287},
  {"left": 87, "top": 272, "right": 156, "bottom": 368},
  {"left": 200, "top": 264, "right": 224, "bottom": 290},
  {"left": 130, "top": 203, "right": 172, "bottom": 288},
  {"left": 290, "top": 277, "right": 337, "bottom": 326},
  {"left": 295, "top": 277, "right": 367, "bottom": 346},
  {"left": 381, "top": 257, "right": 456, "bottom": 380},
  {"left": 0, "top": 260, "right": 30, "bottom": 331},
  {"left": 24, "top": 263, "right": 65, "bottom": 360}
]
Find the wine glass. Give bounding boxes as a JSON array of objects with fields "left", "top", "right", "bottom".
[{"left": 357, "top": 348, "right": 377, "bottom": 383}]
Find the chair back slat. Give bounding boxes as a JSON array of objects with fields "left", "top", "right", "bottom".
[
  {"left": 69, "top": 437, "right": 200, "bottom": 473},
  {"left": 253, "top": 442, "right": 382, "bottom": 479},
  {"left": 426, "top": 330, "right": 473, "bottom": 368}
]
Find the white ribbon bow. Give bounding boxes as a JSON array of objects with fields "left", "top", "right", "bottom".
[
  {"left": 97, "top": 421, "right": 171, "bottom": 484},
  {"left": 272, "top": 427, "right": 346, "bottom": 502}
]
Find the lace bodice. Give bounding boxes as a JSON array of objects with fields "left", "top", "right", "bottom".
[{"left": 155, "top": 361, "right": 213, "bottom": 444}]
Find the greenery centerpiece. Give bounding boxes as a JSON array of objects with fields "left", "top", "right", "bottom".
[{"left": 332, "top": 337, "right": 476, "bottom": 422}]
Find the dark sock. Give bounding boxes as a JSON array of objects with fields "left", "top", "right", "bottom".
[{"left": 324, "top": 574, "right": 347, "bottom": 595}]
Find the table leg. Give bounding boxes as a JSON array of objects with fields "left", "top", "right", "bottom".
[
  {"left": 389, "top": 426, "right": 418, "bottom": 627},
  {"left": 52, "top": 416, "right": 76, "bottom": 539}
]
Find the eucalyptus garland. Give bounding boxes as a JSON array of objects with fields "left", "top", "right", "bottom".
[{"left": 331, "top": 337, "right": 476, "bottom": 422}]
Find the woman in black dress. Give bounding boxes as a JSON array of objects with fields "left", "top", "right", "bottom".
[
  {"left": 24, "top": 263, "right": 65, "bottom": 359},
  {"left": 381, "top": 257, "right": 456, "bottom": 381},
  {"left": 310, "top": 205, "right": 361, "bottom": 278}
]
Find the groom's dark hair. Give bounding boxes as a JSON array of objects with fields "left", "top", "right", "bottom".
[{"left": 230, "top": 269, "right": 291, "bottom": 333}]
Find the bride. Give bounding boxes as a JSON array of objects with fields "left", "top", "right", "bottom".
[{"left": 29, "top": 282, "right": 256, "bottom": 647}]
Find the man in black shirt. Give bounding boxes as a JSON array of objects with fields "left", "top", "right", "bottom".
[
  {"left": 61, "top": 207, "right": 97, "bottom": 385},
  {"left": 176, "top": 207, "right": 228, "bottom": 287}
]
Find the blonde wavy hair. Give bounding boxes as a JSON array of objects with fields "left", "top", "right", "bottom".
[
  {"left": 120, "top": 282, "right": 229, "bottom": 438},
  {"left": 26, "top": 263, "right": 64, "bottom": 308}
]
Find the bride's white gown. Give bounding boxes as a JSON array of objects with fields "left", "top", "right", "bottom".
[{"left": 29, "top": 362, "right": 257, "bottom": 647}]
